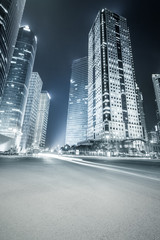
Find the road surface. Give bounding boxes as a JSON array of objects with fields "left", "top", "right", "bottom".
[{"left": 0, "top": 155, "right": 160, "bottom": 240}]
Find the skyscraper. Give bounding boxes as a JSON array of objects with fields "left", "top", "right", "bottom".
[
  {"left": 0, "top": 26, "right": 37, "bottom": 148},
  {"left": 152, "top": 74, "right": 160, "bottom": 119},
  {"left": 66, "top": 57, "right": 88, "bottom": 146},
  {"left": 33, "top": 91, "right": 51, "bottom": 148},
  {"left": 0, "top": 0, "right": 26, "bottom": 96},
  {"left": 135, "top": 84, "right": 148, "bottom": 140},
  {"left": 20, "top": 72, "right": 43, "bottom": 152},
  {"left": 152, "top": 74, "right": 160, "bottom": 140},
  {"left": 88, "top": 9, "right": 144, "bottom": 141}
]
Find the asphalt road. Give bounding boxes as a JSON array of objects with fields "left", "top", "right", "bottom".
[{"left": 0, "top": 155, "right": 160, "bottom": 240}]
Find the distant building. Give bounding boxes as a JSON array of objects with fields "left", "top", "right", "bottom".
[
  {"left": 0, "top": 26, "right": 37, "bottom": 149},
  {"left": 66, "top": 57, "right": 88, "bottom": 146},
  {"left": 20, "top": 72, "right": 43, "bottom": 152},
  {"left": 152, "top": 74, "right": 160, "bottom": 140},
  {"left": 135, "top": 84, "right": 148, "bottom": 140},
  {"left": 148, "top": 128, "right": 160, "bottom": 155},
  {"left": 88, "top": 8, "right": 144, "bottom": 142},
  {"left": 152, "top": 74, "right": 160, "bottom": 117},
  {"left": 33, "top": 91, "right": 51, "bottom": 148},
  {"left": 0, "top": 0, "right": 26, "bottom": 96},
  {"left": 148, "top": 130, "right": 158, "bottom": 144}
]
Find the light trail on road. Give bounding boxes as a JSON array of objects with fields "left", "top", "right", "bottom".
[
  {"left": 39, "top": 153, "right": 160, "bottom": 182},
  {"left": 0, "top": 155, "right": 160, "bottom": 240}
]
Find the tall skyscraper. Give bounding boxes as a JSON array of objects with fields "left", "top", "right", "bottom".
[
  {"left": 0, "top": 26, "right": 37, "bottom": 148},
  {"left": 135, "top": 84, "right": 148, "bottom": 140},
  {"left": 152, "top": 74, "right": 160, "bottom": 140},
  {"left": 88, "top": 9, "right": 144, "bottom": 141},
  {"left": 33, "top": 91, "right": 51, "bottom": 148},
  {"left": 0, "top": 0, "right": 26, "bottom": 96},
  {"left": 152, "top": 74, "right": 160, "bottom": 118},
  {"left": 66, "top": 57, "right": 88, "bottom": 146},
  {"left": 20, "top": 72, "right": 43, "bottom": 151}
]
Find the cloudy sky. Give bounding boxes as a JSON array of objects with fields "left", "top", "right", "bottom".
[{"left": 22, "top": 0, "right": 160, "bottom": 147}]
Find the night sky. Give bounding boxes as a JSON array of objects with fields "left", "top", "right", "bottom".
[{"left": 22, "top": 0, "right": 160, "bottom": 147}]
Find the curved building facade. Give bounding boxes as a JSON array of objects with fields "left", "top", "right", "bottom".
[
  {"left": 20, "top": 72, "right": 43, "bottom": 152},
  {"left": 66, "top": 57, "right": 88, "bottom": 146},
  {"left": 0, "top": 0, "right": 26, "bottom": 96},
  {"left": 33, "top": 91, "right": 51, "bottom": 149},
  {"left": 0, "top": 134, "right": 15, "bottom": 152},
  {"left": 0, "top": 26, "right": 37, "bottom": 149}
]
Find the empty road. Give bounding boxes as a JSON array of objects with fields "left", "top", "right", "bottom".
[{"left": 0, "top": 155, "right": 160, "bottom": 240}]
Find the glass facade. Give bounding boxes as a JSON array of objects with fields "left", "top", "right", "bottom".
[
  {"left": 152, "top": 74, "right": 160, "bottom": 119},
  {"left": 33, "top": 91, "right": 51, "bottom": 148},
  {"left": 66, "top": 57, "right": 88, "bottom": 146},
  {"left": 20, "top": 72, "right": 43, "bottom": 152},
  {"left": 88, "top": 9, "right": 144, "bottom": 141},
  {"left": 152, "top": 74, "right": 160, "bottom": 140},
  {"left": 0, "top": 26, "right": 37, "bottom": 148},
  {"left": 0, "top": 0, "right": 26, "bottom": 96},
  {"left": 135, "top": 84, "right": 148, "bottom": 141}
]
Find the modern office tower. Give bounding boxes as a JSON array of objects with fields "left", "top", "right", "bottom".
[
  {"left": 88, "top": 9, "right": 143, "bottom": 141},
  {"left": 33, "top": 91, "right": 51, "bottom": 148},
  {"left": 152, "top": 74, "right": 160, "bottom": 140},
  {"left": 66, "top": 57, "right": 88, "bottom": 146},
  {"left": 0, "top": 0, "right": 26, "bottom": 96},
  {"left": 20, "top": 72, "right": 43, "bottom": 152},
  {"left": 0, "top": 26, "right": 37, "bottom": 149},
  {"left": 152, "top": 74, "right": 160, "bottom": 118},
  {"left": 135, "top": 84, "right": 148, "bottom": 140}
]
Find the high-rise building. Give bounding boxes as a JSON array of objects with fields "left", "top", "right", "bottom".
[
  {"left": 0, "top": 0, "right": 26, "bottom": 96},
  {"left": 33, "top": 91, "right": 51, "bottom": 148},
  {"left": 152, "top": 74, "right": 160, "bottom": 119},
  {"left": 135, "top": 84, "right": 148, "bottom": 140},
  {"left": 0, "top": 26, "right": 37, "bottom": 148},
  {"left": 88, "top": 9, "right": 144, "bottom": 141},
  {"left": 66, "top": 57, "right": 88, "bottom": 146},
  {"left": 152, "top": 74, "right": 160, "bottom": 140},
  {"left": 20, "top": 72, "right": 43, "bottom": 151}
]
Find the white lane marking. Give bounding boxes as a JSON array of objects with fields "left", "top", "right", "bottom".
[{"left": 38, "top": 153, "right": 160, "bottom": 182}]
